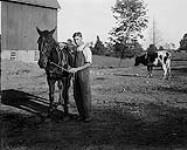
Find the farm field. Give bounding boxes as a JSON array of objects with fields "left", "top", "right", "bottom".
[{"left": 1, "top": 53, "right": 187, "bottom": 150}]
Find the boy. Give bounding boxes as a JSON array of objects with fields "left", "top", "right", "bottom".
[{"left": 68, "top": 32, "right": 92, "bottom": 122}]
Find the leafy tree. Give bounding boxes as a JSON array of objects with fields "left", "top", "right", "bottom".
[
  {"left": 111, "top": 0, "right": 148, "bottom": 43},
  {"left": 179, "top": 33, "right": 187, "bottom": 51},
  {"left": 114, "top": 39, "right": 143, "bottom": 58},
  {"left": 104, "top": 42, "right": 115, "bottom": 56},
  {"left": 93, "top": 36, "right": 106, "bottom": 55},
  {"left": 130, "top": 39, "right": 144, "bottom": 56},
  {"left": 110, "top": 0, "right": 148, "bottom": 64},
  {"left": 114, "top": 42, "right": 127, "bottom": 58}
]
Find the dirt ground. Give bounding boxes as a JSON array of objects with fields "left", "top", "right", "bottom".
[{"left": 1, "top": 58, "right": 187, "bottom": 150}]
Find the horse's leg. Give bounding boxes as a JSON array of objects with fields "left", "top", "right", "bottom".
[
  {"left": 147, "top": 66, "right": 152, "bottom": 78},
  {"left": 62, "top": 77, "right": 71, "bottom": 115},
  {"left": 57, "top": 80, "right": 63, "bottom": 105},
  {"left": 47, "top": 78, "right": 56, "bottom": 114}
]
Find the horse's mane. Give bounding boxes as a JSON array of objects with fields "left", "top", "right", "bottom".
[{"left": 61, "top": 43, "right": 74, "bottom": 67}]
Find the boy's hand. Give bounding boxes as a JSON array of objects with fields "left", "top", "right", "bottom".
[{"left": 68, "top": 68, "right": 79, "bottom": 74}]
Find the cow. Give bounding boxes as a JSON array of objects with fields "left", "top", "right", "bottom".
[{"left": 134, "top": 51, "right": 171, "bottom": 79}]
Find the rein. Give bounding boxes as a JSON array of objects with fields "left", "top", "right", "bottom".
[
  {"left": 49, "top": 46, "right": 70, "bottom": 73},
  {"left": 49, "top": 61, "right": 69, "bottom": 72}
]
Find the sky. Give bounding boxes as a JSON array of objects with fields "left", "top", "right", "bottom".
[
  {"left": 57, "top": 0, "right": 116, "bottom": 43},
  {"left": 57, "top": 0, "right": 187, "bottom": 49},
  {"left": 143, "top": 0, "right": 187, "bottom": 48}
]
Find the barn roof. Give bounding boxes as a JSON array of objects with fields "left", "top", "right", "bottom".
[{"left": 5, "top": 0, "right": 61, "bottom": 9}]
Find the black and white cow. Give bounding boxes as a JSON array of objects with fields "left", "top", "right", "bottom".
[{"left": 134, "top": 51, "right": 171, "bottom": 79}]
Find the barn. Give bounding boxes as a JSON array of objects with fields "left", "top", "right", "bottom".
[{"left": 1, "top": 0, "right": 61, "bottom": 62}]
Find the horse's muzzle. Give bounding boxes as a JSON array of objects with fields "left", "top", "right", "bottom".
[{"left": 38, "top": 60, "right": 47, "bottom": 69}]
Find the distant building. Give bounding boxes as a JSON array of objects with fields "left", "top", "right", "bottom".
[{"left": 1, "top": 0, "right": 60, "bottom": 62}]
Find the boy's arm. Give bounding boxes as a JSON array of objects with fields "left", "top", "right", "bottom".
[
  {"left": 68, "top": 63, "right": 91, "bottom": 74},
  {"left": 68, "top": 45, "right": 92, "bottom": 74}
]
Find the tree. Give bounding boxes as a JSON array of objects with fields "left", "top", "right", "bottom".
[
  {"left": 130, "top": 39, "right": 144, "bottom": 56},
  {"left": 111, "top": 0, "right": 148, "bottom": 42},
  {"left": 104, "top": 42, "right": 115, "bottom": 56},
  {"left": 179, "top": 33, "right": 187, "bottom": 51},
  {"left": 93, "top": 36, "right": 106, "bottom": 55},
  {"left": 113, "top": 39, "right": 144, "bottom": 66},
  {"left": 114, "top": 42, "right": 127, "bottom": 58},
  {"left": 114, "top": 39, "right": 143, "bottom": 58},
  {"left": 110, "top": 0, "right": 148, "bottom": 64}
]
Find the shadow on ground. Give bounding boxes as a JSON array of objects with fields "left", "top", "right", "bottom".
[
  {"left": 1, "top": 89, "right": 67, "bottom": 121},
  {"left": 1, "top": 89, "right": 49, "bottom": 115}
]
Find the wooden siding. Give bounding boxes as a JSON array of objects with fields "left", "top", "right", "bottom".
[
  {"left": 0, "top": 1, "right": 1, "bottom": 34},
  {"left": 1, "top": 2, "right": 8, "bottom": 50},
  {"left": 1, "top": 1, "right": 57, "bottom": 50}
]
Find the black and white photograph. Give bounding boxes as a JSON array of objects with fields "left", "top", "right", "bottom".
[{"left": 0, "top": 0, "right": 187, "bottom": 149}]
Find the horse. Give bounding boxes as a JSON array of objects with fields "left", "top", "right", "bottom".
[{"left": 36, "top": 27, "right": 73, "bottom": 118}]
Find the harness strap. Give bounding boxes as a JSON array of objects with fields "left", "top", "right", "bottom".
[
  {"left": 49, "top": 62, "right": 69, "bottom": 72},
  {"left": 56, "top": 47, "right": 62, "bottom": 66},
  {"left": 49, "top": 46, "right": 69, "bottom": 73}
]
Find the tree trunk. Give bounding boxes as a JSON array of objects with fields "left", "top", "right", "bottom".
[{"left": 118, "top": 58, "right": 123, "bottom": 67}]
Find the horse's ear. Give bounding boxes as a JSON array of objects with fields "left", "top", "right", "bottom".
[
  {"left": 36, "top": 27, "right": 42, "bottom": 35},
  {"left": 50, "top": 26, "right": 57, "bottom": 35}
]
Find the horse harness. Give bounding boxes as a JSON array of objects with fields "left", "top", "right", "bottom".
[
  {"left": 48, "top": 46, "right": 70, "bottom": 77},
  {"left": 50, "top": 47, "right": 69, "bottom": 72}
]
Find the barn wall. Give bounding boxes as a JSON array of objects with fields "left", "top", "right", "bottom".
[
  {"left": 0, "top": 1, "right": 1, "bottom": 34},
  {"left": 1, "top": 2, "right": 8, "bottom": 50},
  {"left": 1, "top": 1, "right": 57, "bottom": 50}
]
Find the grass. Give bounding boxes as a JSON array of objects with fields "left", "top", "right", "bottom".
[
  {"left": 92, "top": 55, "right": 135, "bottom": 69},
  {"left": 171, "top": 51, "right": 187, "bottom": 61},
  {"left": 92, "top": 51, "right": 187, "bottom": 69}
]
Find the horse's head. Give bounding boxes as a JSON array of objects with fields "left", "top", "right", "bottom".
[{"left": 36, "top": 27, "right": 56, "bottom": 69}]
